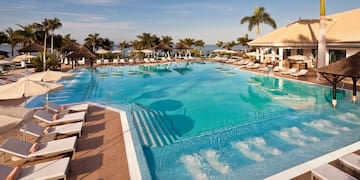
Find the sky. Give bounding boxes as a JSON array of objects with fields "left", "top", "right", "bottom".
[{"left": 0, "top": 0, "right": 359, "bottom": 45}]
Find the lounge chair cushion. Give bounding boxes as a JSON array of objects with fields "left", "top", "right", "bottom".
[
  {"left": 34, "top": 110, "right": 85, "bottom": 125},
  {"left": 46, "top": 102, "right": 89, "bottom": 113},
  {"left": 20, "top": 121, "right": 83, "bottom": 138},
  {"left": 0, "top": 136, "right": 77, "bottom": 159},
  {"left": 311, "top": 163, "right": 357, "bottom": 180},
  {"left": 339, "top": 153, "right": 360, "bottom": 172},
  {"left": 0, "top": 157, "right": 70, "bottom": 180}
]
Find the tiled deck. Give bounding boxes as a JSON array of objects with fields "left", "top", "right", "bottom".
[{"left": 0, "top": 105, "right": 130, "bottom": 180}]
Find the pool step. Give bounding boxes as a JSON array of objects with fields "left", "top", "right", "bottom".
[{"left": 133, "top": 110, "right": 180, "bottom": 147}]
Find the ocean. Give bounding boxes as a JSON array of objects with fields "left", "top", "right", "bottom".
[{"left": 0, "top": 44, "right": 244, "bottom": 57}]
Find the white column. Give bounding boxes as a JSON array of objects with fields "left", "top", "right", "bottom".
[
  {"left": 279, "top": 48, "right": 284, "bottom": 69},
  {"left": 260, "top": 48, "right": 264, "bottom": 63},
  {"left": 325, "top": 48, "right": 330, "bottom": 65},
  {"left": 256, "top": 48, "right": 260, "bottom": 60}
]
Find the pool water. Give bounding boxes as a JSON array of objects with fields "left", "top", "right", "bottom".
[{"left": 28, "top": 62, "right": 360, "bottom": 180}]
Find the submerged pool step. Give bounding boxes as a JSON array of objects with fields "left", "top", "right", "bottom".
[{"left": 133, "top": 110, "right": 180, "bottom": 147}]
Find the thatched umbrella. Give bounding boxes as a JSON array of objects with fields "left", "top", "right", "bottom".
[
  {"left": 316, "top": 51, "right": 360, "bottom": 107},
  {"left": 155, "top": 43, "right": 172, "bottom": 51},
  {"left": 17, "top": 43, "right": 44, "bottom": 53},
  {"left": 61, "top": 43, "right": 81, "bottom": 52},
  {"left": 175, "top": 43, "right": 191, "bottom": 50},
  {"left": 68, "top": 46, "right": 96, "bottom": 67}
]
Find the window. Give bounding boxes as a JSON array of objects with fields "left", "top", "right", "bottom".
[
  {"left": 329, "top": 49, "right": 346, "bottom": 63},
  {"left": 297, "top": 49, "right": 304, "bottom": 55}
]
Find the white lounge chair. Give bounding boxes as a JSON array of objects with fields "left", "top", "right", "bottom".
[
  {"left": 150, "top": 58, "right": 155, "bottom": 63},
  {"left": 249, "top": 63, "right": 260, "bottom": 69},
  {"left": 113, "top": 59, "right": 119, "bottom": 64},
  {"left": 45, "top": 102, "right": 89, "bottom": 113},
  {"left": 273, "top": 66, "right": 280, "bottom": 72},
  {"left": 281, "top": 68, "right": 297, "bottom": 75},
  {"left": 339, "top": 153, "right": 360, "bottom": 173},
  {"left": 0, "top": 157, "right": 70, "bottom": 180},
  {"left": 311, "top": 163, "right": 357, "bottom": 180},
  {"left": 103, "top": 59, "right": 109, "bottom": 64},
  {"left": 34, "top": 110, "right": 85, "bottom": 125},
  {"left": 20, "top": 121, "right": 83, "bottom": 138},
  {"left": 120, "top": 59, "right": 125, "bottom": 64},
  {"left": 291, "top": 69, "right": 308, "bottom": 77},
  {"left": 0, "top": 136, "right": 77, "bottom": 161},
  {"left": 96, "top": 59, "right": 102, "bottom": 64},
  {"left": 144, "top": 58, "right": 150, "bottom": 63}
]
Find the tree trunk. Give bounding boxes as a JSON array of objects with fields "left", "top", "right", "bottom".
[
  {"left": 257, "top": 24, "right": 260, "bottom": 35},
  {"left": 317, "top": 0, "right": 326, "bottom": 68},
  {"left": 51, "top": 29, "right": 54, "bottom": 53},
  {"left": 43, "top": 33, "right": 47, "bottom": 71}
]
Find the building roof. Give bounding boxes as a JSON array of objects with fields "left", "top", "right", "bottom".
[
  {"left": 316, "top": 51, "right": 360, "bottom": 78},
  {"left": 249, "top": 8, "right": 360, "bottom": 47}
]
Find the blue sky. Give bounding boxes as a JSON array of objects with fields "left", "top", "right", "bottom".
[{"left": 0, "top": 0, "right": 359, "bottom": 44}]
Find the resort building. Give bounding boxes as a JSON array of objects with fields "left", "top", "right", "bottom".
[{"left": 248, "top": 8, "right": 360, "bottom": 69}]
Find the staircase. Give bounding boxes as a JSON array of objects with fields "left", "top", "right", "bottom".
[{"left": 132, "top": 108, "right": 180, "bottom": 147}]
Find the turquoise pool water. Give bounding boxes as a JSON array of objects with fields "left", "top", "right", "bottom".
[{"left": 29, "top": 62, "right": 360, "bottom": 179}]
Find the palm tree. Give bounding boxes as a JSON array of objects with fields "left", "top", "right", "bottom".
[
  {"left": 48, "top": 17, "right": 62, "bottom": 53},
  {"left": 84, "top": 33, "right": 101, "bottom": 52},
  {"left": 240, "top": 7, "right": 277, "bottom": 35},
  {"left": 100, "top": 38, "right": 114, "bottom": 50},
  {"left": 194, "top": 40, "right": 205, "bottom": 48},
  {"left": 33, "top": 18, "right": 51, "bottom": 71},
  {"left": 16, "top": 24, "right": 38, "bottom": 46},
  {"left": 0, "top": 31, "right": 8, "bottom": 45},
  {"left": 62, "top": 34, "right": 76, "bottom": 47},
  {"left": 118, "top": 40, "right": 131, "bottom": 57},
  {"left": 160, "top": 35, "right": 174, "bottom": 47},
  {"left": 180, "top": 38, "right": 195, "bottom": 47},
  {"left": 237, "top": 34, "right": 252, "bottom": 52},
  {"left": 5, "top": 28, "right": 19, "bottom": 56},
  {"left": 216, "top": 41, "right": 224, "bottom": 48},
  {"left": 317, "top": 0, "right": 326, "bottom": 68},
  {"left": 136, "top": 33, "right": 156, "bottom": 49},
  {"left": 223, "top": 41, "right": 237, "bottom": 50}
]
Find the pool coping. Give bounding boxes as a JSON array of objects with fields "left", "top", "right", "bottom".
[
  {"left": 265, "top": 141, "right": 360, "bottom": 179},
  {"left": 89, "top": 102, "right": 147, "bottom": 180}
]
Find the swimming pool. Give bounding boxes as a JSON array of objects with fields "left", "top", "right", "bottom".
[{"left": 29, "top": 62, "right": 360, "bottom": 179}]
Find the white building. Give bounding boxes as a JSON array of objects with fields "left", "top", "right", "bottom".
[{"left": 248, "top": 8, "right": 360, "bottom": 69}]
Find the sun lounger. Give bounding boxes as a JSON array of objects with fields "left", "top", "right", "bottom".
[
  {"left": 34, "top": 110, "right": 85, "bottom": 125},
  {"left": 249, "top": 63, "right": 260, "bottom": 69},
  {"left": 144, "top": 58, "right": 150, "bottom": 63},
  {"left": 281, "top": 68, "right": 297, "bottom": 75},
  {"left": 45, "top": 102, "right": 89, "bottom": 113},
  {"left": 339, "top": 153, "right": 360, "bottom": 173},
  {"left": 311, "top": 163, "right": 357, "bottom": 180},
  {"left": 0, "top": 136, "right": 77, "bottom": 161},
  {"left": 291, "top": 69, "right": 308, "bottom": 77},
  {"left": 20, "top": 121, "right": 83, "bottom": 138},
  {"left": 273, "top": 66, "right": 280, "bottom": 72},
  {"left": 0, "top": 157, "right": 70, "bottom": 180},
  {"left": 103, "top": 59, "right": 109, "bottom": 64}
]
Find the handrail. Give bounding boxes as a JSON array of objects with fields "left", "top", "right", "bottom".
[{"left": 106, "top": 89, "right": 175, "bottom": 130}]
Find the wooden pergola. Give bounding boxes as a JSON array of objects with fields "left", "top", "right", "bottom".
[{"left": 316, "top": 52, "right": 360, "bottom": 108}]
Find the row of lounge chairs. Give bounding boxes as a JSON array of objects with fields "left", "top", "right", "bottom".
[
  {"left": 311, "top": 152, "right": 360, "bottom": 180},
  {"left": 95, "top": 57, "right": 181, "bottom": 65},
  {"left": 0, "top": 102, "right": 89, "bottom": 179}
]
